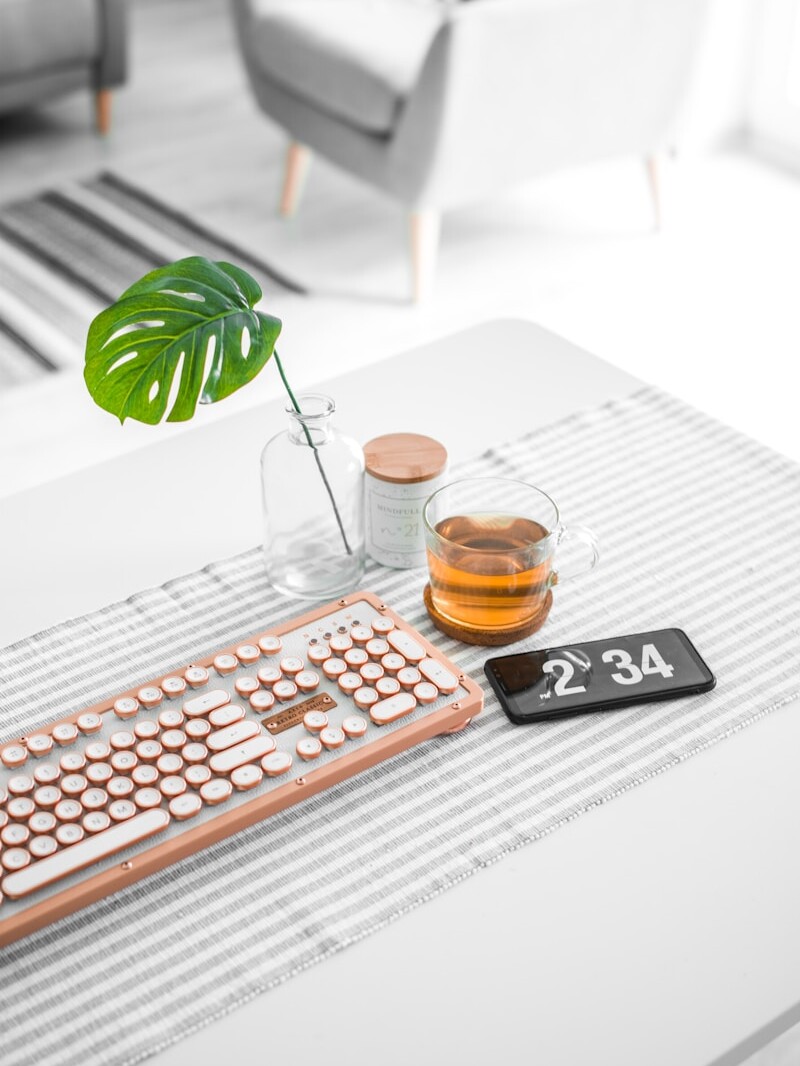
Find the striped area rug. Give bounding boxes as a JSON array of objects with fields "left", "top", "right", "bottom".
[
  {"left": 0, "top": 172, "right": 303, "bottom": 390},
  {"left": 1, "top": 387, "right": 799, "bottom": 1065}
]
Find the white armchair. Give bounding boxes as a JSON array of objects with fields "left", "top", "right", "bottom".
[{"left": 232, "top": 0, "right": 708, "bottom": 298}]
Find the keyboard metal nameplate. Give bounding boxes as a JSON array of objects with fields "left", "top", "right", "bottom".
[{"left": 262, "top": 692, "right": 338, "bottom": 735}]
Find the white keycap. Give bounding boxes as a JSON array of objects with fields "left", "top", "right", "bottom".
[
  {"left": 419, "top": 658, "right": 459, "bottom": 694},
  {"left": 376, "top": 677, "right": 401, "bottom": 698},
  {"left": 2, "top": 849, "right": 31, "bottom": 872},
  {"left": 308, "top": 644, "right": 331, "bottom": 665},
  {"left": 370, "top": 692, "right": 417, "bottom": 725},
  {"left": 136, "top": 740, "right": 163, "bottom": 762},
  {"left": 235, "top": 677, "right": 260, "bottom": 697},
  {"left": 56, "top": 823, "right": 84, "bottom": 847},
  {"left": 371, "top": 616, "right": 395, "bottom": 634},
  {"left": 2, "top": 823, "right": 29, "bottom": 847},
  {"left": 132, "top": 765, "right": 159, "bottom": 787},
  {"left": 169, "top": 793, "right": 202, "bottom": 820},
  {"left": 158, "top": 709, "right": 184, "bottom": 729},
  {"left": 338, "top": 672, "right": 362, "bottom": 695},
  {"left": 322, "top": 658, "right": 347, "bottom": 679},
  {"left": 209, "top": 736, "right": 275, "bottom": 774},
  {"left": 76, "top": 713, "right": 103, "bottom": 735},
  {"left": 159, "top": 777, "right": 186, "bottom": 800},
  {"left": 381, "top": 653, "right": 406, "bottom": 674},
  {"left": 214, "top": 654, "right": 238, "bottom": 675},
  {"left": 261, "top": 751, "right": 292, "bottom": 777},
  {"left": 107, "top": 777, "right": 134, "bottom": 799},
  {"left": 257, "top": 665, "right": 282, "bottom": 686},
  {"left": 387, "top": 629, "right": 425, "bottom": 662},
  {"left": 135, "top": 720, "right": 161, "bottom": 739},
  {"left": 81, "top": 789, "right": 108, "bottom": 812},
  {"left": 360, "top": 663, "right": 384, "bottom": 684},
  {"left": 1, "top": 745, "right": 27, "bottom": 769},
  {"left": 183, "top": 689, "right": 230, "bottom": 718},
  {"left": 85, "top": 742, "right": 110, "bottom": 762},
  {"left": 134, "top": 788, "right": 163, "bottom": 810},
  {"left": 257, "top": 635, "right": 282, "bottom": 655},
  {"left": 236, "top": 644, "right": 261, "bottom": 665},
  {"left": 83, "top": 811, "right": 111, "bottom": 834},
  {"left": 185, "top": 765, "right": 212, "bottom": 789},
  {"left": 34, "top": 787, "right": 61, "bottom": 809},
  {"left": 111, "top": 751, "right": 137, "bottom": 774},
  {"left": 354, "top": 688, "right": 379, "bottom": 710},
  {"left": 303, "top": 711, "right": 328, "bottom": 732},
  {"left": 185, "top": 718, "right": 211, "bottom": 738},
  {"left": 295, "top": 671, "right": 320, "bottom": 692},
  {"left": 137, "top": 687, "right": 163, "bottom": 708},
  {"left": 273, "top": 680, "right": 298, "bottom": 702},
  {"left": 365, "top": 639, "right": 390, "bottom": 660},
  {"left": 279, "top": 656, "right": 304, "bottom": 676},
  {"left": 329, "top": 634, "right": 352, "bottom": 653},
  {"left": 320, "top": 727, "right": 345, "bottom": 750},
  {"left": 350, "top": 626, "right": 373, "bottom": 644},
  {"left": 110, "top": 731, "right": 136, "bottom": 751},
  {"left": 109, "top": 800, "right": 137, "bottom": 822},
  {"left": 231, "top": 764, "right": 263, "bottom": 791},
  {"left": 342, "top": 715, "right": 368, "bottom": 738},
  {"left": 209, "top": 704, "right": 245, "bottom": 728},
  {"left": 113, "top": 697, "right": 139, "bottom": 720},
  {"left": 200, "top": 778, "right": 233, "bottom": 805},
  {"left": 161, "top": 676, "right": 187, "bottom": 697},
  {"left": 344, "top": 648, "right": 369, "bottom": 668},
  {"left": 52, "top": 722, "right": 79, "bottom": 746},
  {"left": 29, "top": 811, "right": 56, "bottom": 835},
  {"left": 54, "top": 799, "right": 83, "bottom": 823},
  {"left": 207, "top": 720, "right": 260, "bottom": 753},
  {"left": 34, "top": 764, "right": 61, "bottom": 786},
  {"left": 296, "top": 737, "right": 322, "bottom": 761},
  {"left": 397, "top": 666, "right": 422, "bottom": 689},
  {"left": 157, "top": 753, "right": 184, "bottom": 775},
  {"left": 8, "top": 775, "right": 33, "bottom": 796},
  {"left": 413, "top": 681, "right": 439, "bottom": 705},
  {"left": 26, "top": 734, "right": 53, "bottom": 757},
  {"left": 184, "top": 666, "right": 210, "bottom": 687},
  {"left": 249, "top": 690, "right": 275, "bottom": 713},
  {"left": 182, "top": 743, "right": 208, "bottom": 765},
  {"left": 29, "top": 836, "right": 58, "bottom": 859}
]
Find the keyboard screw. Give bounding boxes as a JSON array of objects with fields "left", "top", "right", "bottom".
[
  {"left": 121, "top": 861, "right": 133, "bottom": 871},
  {"left": 338, "top": 599, "right": 348, "bottom": 606},
  {"left": 378, "top": 605, "right": 386, "bottom": 611},
  {"left": 295, "top": 777, "right": 306, "bottom": 786},
  {"left": 322, "top": 695, "right": 331, "bottom": 704},
  {"left": 452, "top": 702, "right": 461, "bottom": 710},
  {"left": 19, "top": 736, "right": 28, "bottom": 746},
  {"left": 458, "top": 674, "right": 465, "bottom": 681}
]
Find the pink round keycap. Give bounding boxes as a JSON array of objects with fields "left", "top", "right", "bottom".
[
  {"left": 111, "top": 751, "right": 138, "bottom": 774},
  {"left": 54, "top": 799, "right": 83, "bottom": 822},
  {"left": 182, "top": 743, "right": 208, "bottom": 765},
  {"left": 132, "top": 764, "right": 159, "bottom": 787},
  {"left": 201, "top": 778, "right": 232, "bottom": 805},
  {"left": 2, "top": 848, "right": 30, "bottom": 872},
  {"left": 26, "top": 734, "right": 53, "bottom": 757},
  {"left": 160, "top": 776, "right": 186, "bottom": 799},
  {"left": 85, "top": 742, "right": 110, "bottom": 762},
  {"left": 81, "top": 789, "right": 108, "bottom": 812},
  {"left": 108, "top": 799, "right": 136, "bottom": 822},
  {"left": 60, "top": 775, "right": 87, "bottom": 797},
  {"left": 137, "top": 740, "right": 163, "bottom": 762},
  {"left": 236, "top": 644, "right": 261, "bottom": 665},
  {"left": 8, "top": 775, "right": 33, "bottom": 796},
  {"left": 414, "top": 682, "right": 439, "bottom": 705},
  {"left": 34, "top": 786, "right": 62, "bottom": 809},
  {"left": 161, "top": 729, "right": 186, "bottom": 751},
  {"left": 29, "top": 811, "right": 56, "bottom": 835},
  {"left": 184, "top": 764, "right": 212, "bottom": 788},
  {"left": 29, "top": 835, "right": 58, "bottom": 859},
  {"left": 2, "top": 823, "right": 29, "bottom": 846},
  {"left": 329, "top": 634, "right": 352, "bottom": 653},
  {"left": 1, "top": 745, "right": 27, "bottom": 769},
  {"left": 157, "top": 753, "right": 184, "bottom": 775},
  {"left": 34, "top": 764, "right": 61, "bottom": 786},
  {"left": 110, "top": 731, "right": 136, "bottom": 751},
  {"left": 83, "top": 811, "right": 110, "bottom": 833}
]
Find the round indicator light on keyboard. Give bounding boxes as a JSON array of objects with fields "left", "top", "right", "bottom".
[
  {"left": 76, "top": 713, "right": 103, "bottom": 735},
  {"left": 1, "top": 745, "right": 28, "bottom": 769},
  {"left": 360, "top": 663, "right": 384, "bottom": 684},
  {"left": 344, "top": 648, "right": 369, "bottom": 668},
  {"left": 29, "top": 835, "right": 58, "bottom": 860},
  {"left": 8, "top": 797, "right": 35, "bottom": 820},
  {"left": 365, "top": 638, "right": 391, "bottom": 659},
  {"left": 135, "top": 720, "right": 161, "bottom": 740},
  {"left": 60, "top": 774, "right": 88, "bottom": 797},
  {"left": 279, "top": 656, "right": 304, "bottom": 676},
  {"left": 34, "top": 764, "right": 61, "bottom": 786},
  {"left": 108, "top": 800, "right": 137, "bottom": 822},
  {"left": 338, "top": 672, "right": 362, "bottom": 695},
  {"left": 185, "top": 718, "right": 212, "bottom": 738},
  {"left": 169, "top": 793, "right": 202, "bottom": 821},
  {"left": 231, "top": 764, "right": 263, "bottom": 791},
  {"left": 236, "top": 644, "right": 261, "bottom": 665},
  {"left": 397, "top": 667, "right": 422, "bottom": 690},
  {"left": 249, "top": 690, "right": 275, "bottom": 713},
  {"left": 137, "top": 687, "right": 163, "bottom": 708},
  {"left": 136, "top": 740, "right": 163, "bottom": 762},
  {"left": 184, "top": 764, "right": 212, "bottom": 789},
  {"left": 52, "top": 722, "right": 79, "bottom": 746},
  {"left": 308, "top": 644, "right": 331, "bottom": 665},
  {"left": 107, "top": 777, "right": 134, "bottom": 799},
  {"left": 8, "top": 775, "right": 34, "bottom": 796},
  {"left": 161, "top": 729, "right": 187, "bottom": 752},
  {"left": 132, "top": 764, "right": 159, "bottom": 787},
  {"left": 83, "top": 811, "right": 111, "bottom": 834},
  {"left": 110, "top": 730, "right": 136, "bottom": 751},
  {"left": 134, "top": 787, "right": 162, "bottom": 810},
  {"left": 296, "top": 737, "right": 322, "bottom": 761},
  {"left": 85, "top": 741, "right": 111, "bottom": 762},
  {"left": 184, "top": 666, "right": 209, "bottom": 688},
  {"left": 157, "top": 753, "right": 184, "bottom": 776},
  {"left": 182, "top": 743, "right": 208, "bottom": 765},
  {"left": 213, "top": 654, "right": 238, "bottom": 675},
  {"left": 2, "top": 823, "right": 29, "bottom": 846},
  {"left": 371, "top": 616, "right": 395, "bottom": 635},
  {"left": 329, "top": 634, "right": 352, "bottom": 653},
  {"left": 380, "top": 653, "right": 406, "bottom": 675},
  {"left": 320, "top": 727, "right": 345, "bottom": 750},
  {"left": 111, "top": 751, "right": 138, "bottom": 774},
  {"left": 354, "top": 687, "right": 379, "bottom": 710},
  {"left": 350, "top": 625, "right": 373, "bottom": 644},
  {"left": 86, "top": 761, "right": 113, "bottom": 785},
  {"left": 235, "top": 677, "right": 260, "bottom": 698},
  {"left": 162, "top": 676, "right": 187, "bottom": 698},
  {"left": 295, "top": 671, "right": 320, "bottom": 693},
  {"left": 303, "top": 711, "right": 328, "bottom": 733},
  {"left": 81, "top": 788, "right": 108, "bottom": 812},
  {"left": 2, "top": 848, "right": 31, "bottom": 872},
  {"left": 158, "top": 709, "right": 185, "bottom": 730},
  {"left": 26, "top": 733, "right": 53, "bottom": 757},
  {"left": 376, "top": 677, "right": 401, "bottom": 697},
  {"left": 257, "top": 635, "right": 282, "bottom": 655},
  {"left": 257, "top": 665, "right": 282, "bottom": 687},
  {"left": 160, "top": 776, "right": 187, "bottom": 799},
  {"left": 209, "top": 704, "right": 245, "bottom": 728},
  {"left": 200, "top": 778, "right": 232, "bottom": 806},
  {"left": 56, "top": 822, "right": 84, "bottom": 846},
  {"left": 60, "top": 751, "right": 86, "bottom": 773},
  {"left": 54, "top": 799, "right": 83, "bottom": 823},
  {"left": 322, "top": 658, "right": 347, "bottom": 679},
  {"left": 273, "top": 680, "right": 298, "bottom": 702},
  {"left": 34, "top": 786, "right": 62, "bottom": 809},
  {"left": 413, "top": 682, "right": 439, "bottom": 705},
  {"left": 113, "top": 697, "right": 139, "bottom": 720},
  {"left": 342, "top": 716, "right": 368, "bottom": 738}
]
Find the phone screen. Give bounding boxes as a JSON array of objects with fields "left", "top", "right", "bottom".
[{"left": 485, "top": 629, "right": 715, "bottom": 723}]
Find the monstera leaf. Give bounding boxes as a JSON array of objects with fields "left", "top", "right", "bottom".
[{"left": 84, "top": 257, "right": 282, "bottom": 424}]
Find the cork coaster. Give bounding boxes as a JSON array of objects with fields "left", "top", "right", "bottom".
[{"left": 423, "top": 585, "right": 553, "bottom": 646}]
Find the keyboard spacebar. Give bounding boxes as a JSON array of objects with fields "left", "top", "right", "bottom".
[{"left": 2, "top": 809, "right": 171, "bottom": 900}]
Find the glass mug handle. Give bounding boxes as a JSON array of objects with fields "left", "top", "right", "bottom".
[{"left": 551, "top": 523, "right": 599, "bottom": 584}]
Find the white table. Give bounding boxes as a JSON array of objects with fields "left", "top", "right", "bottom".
[{"left": 1, "top": 321, "right": 797, "bottom": 1066}]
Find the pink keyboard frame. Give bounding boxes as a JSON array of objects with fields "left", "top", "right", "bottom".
[{"left": 0, "top": 591, "right": 483, "bottom": 947}]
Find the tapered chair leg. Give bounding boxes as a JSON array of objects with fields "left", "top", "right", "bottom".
[
  {"left": 95, "top": 89, "right": 112, "bottom": 135},
  {"left": 280, "top": 142, "right": 311, "bottom": 217},
  {"left": 410, "top": 210, "right": 441, "bottom": 302},
  {"left": 644, "top": 154, "right": 661, "bottom": 232}
]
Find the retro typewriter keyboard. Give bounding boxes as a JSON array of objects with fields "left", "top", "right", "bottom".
[{"left": 0, "top": 592, "right": 483, "bottom": 946}]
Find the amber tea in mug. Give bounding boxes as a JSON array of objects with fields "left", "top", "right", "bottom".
[{"left": 423, "top": 478, "right": 598, "bottom": 644}]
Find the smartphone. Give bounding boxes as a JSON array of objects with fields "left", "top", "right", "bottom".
[{"left": 484, "top": 628, "right": 715, "bottom": 724}]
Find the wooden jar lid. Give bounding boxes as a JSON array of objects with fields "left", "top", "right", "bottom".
[{"left": 363, "top": 433, "right": 447, "bottom": 485}]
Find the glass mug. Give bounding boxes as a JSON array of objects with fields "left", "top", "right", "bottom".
[{"left": 422, "top": 477, "right": 599, "bottom": 645}]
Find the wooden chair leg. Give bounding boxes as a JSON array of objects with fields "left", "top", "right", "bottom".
[
  {"left": 409, "top": 210, "right": 441, "bottom": 302},
  {"left": 644, "top": 154, "right": 661, "bottom": 232},
  {"left": 280, "top": 142, "right": 311, "bottom": 217},
  {"left": 95, "top": 89, "right": 112, "bottom": 135}
]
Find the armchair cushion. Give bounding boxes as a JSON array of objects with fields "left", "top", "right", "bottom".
[
  {"left": 0, "top": 0, "right": 99, "bottom": 81},
  {"left": 246, "top": 0, "right": 443, "bottom": 135}
]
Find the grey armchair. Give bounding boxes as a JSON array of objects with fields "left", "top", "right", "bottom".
[
  {"left": 0, "top": 0, "right": 127, "bottom": 133},
  {"left": 232, "top": 0, "right": 708, "bottom": 299}
]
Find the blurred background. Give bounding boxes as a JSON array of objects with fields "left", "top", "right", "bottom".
[{"left": 0, "top": 0, "right": 798, "bottom": 496}]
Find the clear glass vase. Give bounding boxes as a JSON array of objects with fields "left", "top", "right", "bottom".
[{"left": 261, "top": 393, "right": 365, "bottom": 599}]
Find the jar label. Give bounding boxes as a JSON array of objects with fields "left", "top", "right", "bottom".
[{"left": 365, "top": 473, "right": 443, "bottom": 568}]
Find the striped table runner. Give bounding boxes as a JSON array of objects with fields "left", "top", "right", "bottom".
[{"left": 1, "top": 387, "right": 798, "bottom": 1066}]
